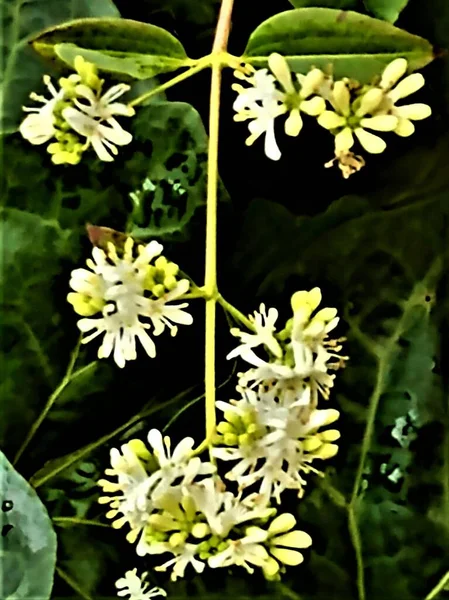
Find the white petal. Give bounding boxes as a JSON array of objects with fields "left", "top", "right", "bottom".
[
  {"left": 394, "top": 117, "right": 415, "bottom": 137},
  {"left": 335, "top": 127, "right": 354, "bottom": 152},
  {"left": 263, "top": 119, "right": 281, "bottom": 161},
  {"left": 394, "top": 103, "right": 431, "bottom": 120},
  {"left": 354, "top": 128, "right": 386, "bottom": 154},
  {"left": 317, "top": 111, "right": 346, "bottom": 130},
  {"left": 360, "top": 115, "right": 398, "bottom": 131},
  {"left": 389, "top": 73, "right": 425, "bottom": 102}
]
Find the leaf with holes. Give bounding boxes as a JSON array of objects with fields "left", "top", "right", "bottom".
[
  {"left": 243, "top": 8, "right": 434, "bottom": 82},
  {"left": 0, "top": 0, "right": 120, "bottom": 135},
  {"left": 124, "top": 100, "right": 212, "bottom": 239},
  {"left": 0, "top": 451, "right": 57, "bottom": 599},
  {"left": 31, "top": 17, "right": 191, "bottom": 80}
]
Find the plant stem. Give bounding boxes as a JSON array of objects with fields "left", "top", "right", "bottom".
[
  {"left": 348, "top": 505, "right": 366, "bottom": 600},
  {"left": 56, "top": 566, "right": 93, "bottom": 600},
  {"left": 217, "top": 293, "right": 254, "bottom": 329},
  {"left": 13, "top": 339, "right": 95, "bottom": 465},
  {"left": 425, "top": 570, "right": 449, "bottom": 600},
  {"left": 129, "top": 59, "right": 210, "bottom": 107},
  {"left": 52, "top": 517, "right": 110, "bottom": 529},
  {"left": 31, "top": 385, "right": 197, "bottom": 488},
  {"left": 203, "top": 0, "right": 235, "bottom": 448}
]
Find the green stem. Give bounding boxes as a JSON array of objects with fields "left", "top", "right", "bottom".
[
  {"left": 348, "top": 505, "right": 366, "bottom": 600},
  {"left": 52, "top": 517, "right": 110, "bottom": 529},
  {"left": 217, "top": 293, "right": 254, "bottom": 329},
  {"left": 56, "top": 566, "right": 93, "bottom": 600},
  {"left": 202, "top": 0, "right": 235, "bottom": 450},
  {"left": 31, "top": 385, "right": 197, "bottom": 488},
  {"left": 425, "top": 570, "right": 449, "bottom": 600},
  {"left": 13, "top": 339, "right": 94, "bottom": 465},
  {"left": 129, "top": 59, "right": 210, "bottom": 108}
]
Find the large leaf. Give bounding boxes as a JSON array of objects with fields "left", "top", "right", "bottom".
[
  {"left": 0, "top": 0, "right": 120, "bottom": 135},
  {"left": 289, "top": 0, "right": 360, "bottom": 8},
  {"left": 0, "top": 451, "right": 57, "bottom": 599},
  {"left": 124, "top": 101, "right": 211, "bottom": 238},
  {"left": 243, "top": 8, "right": 434, "bottom": 82},
  {"left": 364, "top": 0, "right": 410, "bottom": 23},
  {"left": 31, "top": 17, "right": 191, "bottom": 80}
]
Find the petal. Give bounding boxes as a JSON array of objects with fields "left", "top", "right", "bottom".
[
  {"left": 317, "top": 111, "right": 346, "bottom": 130},
  {"left": 98, "top": 122, "right": 132, "bottom": 146},
  {"left": 263, "top": 120, "right": 281, "bottom": 161},
  {"left": 101, "top": 83, "right": 130, "bottom": 104},
  {"left": 360, "top": 115, "right": 398, "bottom": 131},
  {"left": 299, "top": 68, "right": 325, "bottom": 98},
  {"left": 332, "top": 81, "right": 351, "bottom": 116},
  {"left": 272, "top": 530, "right": 313, "bottom": 549},
  {"left": 285, "top": 109, "right": 303, "bottom": 137},
  {"left": 270, "top": 547, "right": 304, "bottom": 566},
  {"left": 268, "top": 513, "right": 296, "bottom": 535},
  {"left": 354, "top": 128, "right": 386, "bottom": 153},
  {"left": 380, "top": 58, "right": 408, "bottom": 89},
  {"left": 335, "top": 127, "right": 354, "bottom": 152},
  {"left": 389, "top": 73, "right": 425, "bottom": 102},
  {"left": 91, "top": 133, "right": 115, "bottom": 162},
  {"left": 268, "top": 53, "right": 294, "bottom": 94},
  {"left": 394, "top": 103, "right": 431, "bottom": 120},
  {"left": 394, "top": 117, "right": 415, "bottom": 137},
  {"left": 136, "top": 328, "right": 156, "bottom": 358},
  {"left": 172, "top": 437, "right": 195, "bottom": 461},
  {"left": 356, "top": 88, "right": 384, "bottom": 116},
  {"left": 147, "top": 429, "right": 164, "bottom": 455},
  {"left": 300, "top": 96, "right": 326, "bottom": 116},
  {"left": 62, "top": 107, "right": 96, "bottom": 137}
]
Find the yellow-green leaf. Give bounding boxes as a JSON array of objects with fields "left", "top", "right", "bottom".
[
  {"left": 243, "top": 8, "right": 434, "bottom": 82},
  {"left": 32, "top": 17, "right": 192, "bottom": 79}
]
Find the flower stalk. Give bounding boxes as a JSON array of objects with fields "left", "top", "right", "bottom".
[{"left": 203, "top": 0, "right": 235, "bottom": 448}]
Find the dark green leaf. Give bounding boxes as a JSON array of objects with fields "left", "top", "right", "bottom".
[
  {"left": 125, "top": 101, "right": 210, "bottom": 238},
  {"left": 0, "top": 451, "right": 57, "bottom": 599},
  {"left": 364, "top": 0, "right": 410, "bottom": 23},
  {"left": 244, "top": 8, "right": 434, "bottom": 82},
  {"left": 0, "top": 0, "right": 120, "bottom": 135},
  {"left": 32, "top": 17, "right": 191, "bottom": 79}
]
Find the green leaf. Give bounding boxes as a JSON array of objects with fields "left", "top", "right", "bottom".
[
  {"left": 31, "top": 17, "right": 191, "bottom": 80},
  {"left": 0, "top": 451, "right": 57, "bottom": 599},
  {"left": 125, "top": 101, "right": 211, "bottom": 238},
  {"left": 0, "top": 0, "right": 120, "bottom": 135},
  {"left": 243, "top": 8, "right": 434, "bottom": 82},
  {"left": 364, "top": 0, "right": 410, "bottom": 23},
  {"left": 289, "top": 0, "right": 360, "bottom": 8}
]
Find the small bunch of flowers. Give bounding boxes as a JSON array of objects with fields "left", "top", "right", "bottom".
[
  {"left": 99, "top": 429, "right": 313, "bottom": 590},
  {"left": 232, "top": 55, "right": 431, "bottom": 177},
  {"left": 213, "top": 287, "right": 345, "bottom": 504},
  {"left": 19, "top": 55, "right": 134, "bottom": 164},
  {"left": 67, "top": 236, "right": 193, "bottom": 368}
]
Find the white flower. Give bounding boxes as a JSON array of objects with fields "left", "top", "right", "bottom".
[
  {"left": 378, "top": 58, "right": 432, "bottom": 137},
  {"left": 188, "top": 478, "right": 273, "bottom": 538},
  {"left": 318, "top": 80, "right": 398, "bottom": 154},
  {"left": 214, "top": 386, "right": 340, "bottom": 504},
  {"left": 268, "top": 53, "right": 326, "bottom": 136},
  {"left": 68, "top": 237, "right": 193, "bottom": 368},
  {"left": 19, "top": 75, "right": 63, "bottom": 145},
  {"left": 232, "top": 68, "right": 287, "bottom": 160},
  {"left": 145, "top": 429, "right": 215, "bottom": 503},
  {"left": 155, "top": 543, "right": 205, "bottom": 581},
  {"left": 62, "top": 106, "right": 133, "bottom": 161},
  {"left": 98, "top": 440, "right": 154, "bottom": 542},
  {"left": 208, "top": 526, "right": 270, "bottom": 573},
  {"left": 227, "top": 304, "right": 282, "bottom": 361},
  {"left": 116, "top": 569, "right": 166, "bottom": 600},
  {"left": 73, "top": 82, "right": 135, "bottom": 120}
]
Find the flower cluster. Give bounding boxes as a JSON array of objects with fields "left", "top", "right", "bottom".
[
  {"left": 233, "top": 55, "right": 431, "bottom": 177},
  {"left": 67, "top": 236, "right": 192, "bottom": 368},
  {"left": 99, "top": 429, "right": 313, "bottom": 586},
  {"left": 19, "top": 56, "right": 134, "bottom": 164},
  {"left": 214, "top": 288, "right": 346, "bottom": 503}
]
